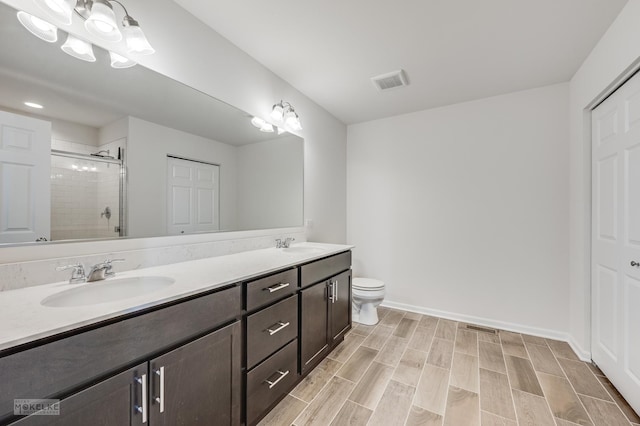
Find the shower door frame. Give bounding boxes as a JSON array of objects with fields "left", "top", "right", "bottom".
[{"left": 50, "top": 149, "right": 127, "bottom": 239}]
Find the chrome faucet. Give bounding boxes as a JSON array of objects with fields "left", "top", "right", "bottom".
[
  {"left": 86, "top": 259, "right": 125, "bottom": 282},
  {"left": 276, "top": 237, "right": 295, "bottom": 248}
]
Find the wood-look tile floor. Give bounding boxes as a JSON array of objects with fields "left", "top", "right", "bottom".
[{"left": 258, "top": 307, "right": 640, "bottom": 426}]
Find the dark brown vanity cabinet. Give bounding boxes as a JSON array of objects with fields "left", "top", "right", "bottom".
[
  {"left": 12, "top": 363, "right": 147, "bottom": 426},
  {"left": 3, "top": 249, "right": 353, "bottom": 426},
  {"left": 2, "top": 285, "right": 242, "bottom": 425},
  {"left": 243, "top": 269, "right": 300, "bottom": 426},
  {"left": 12, "top": 323, "right": 241, "bottom": 426},
  {"left": 300, "top": 252, "right": 352, "bottom": 373}
]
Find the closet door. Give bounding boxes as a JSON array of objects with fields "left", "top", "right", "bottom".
[
  {"left": 166, "top": 156, "right": 220, "bottom": 235},
  {"left": 591, "top": 70, "right": 640, "bottom": 415},
  {"left": 0, "top": 110, "right": 51, "bottom": 243}
]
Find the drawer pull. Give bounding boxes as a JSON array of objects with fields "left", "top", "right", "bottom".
[
  {"left": 264, "top": 369, "right": 290, "bottom": 389},
  {"left": 264, "top": 282, "right": 290, "bottom": 293},
  {"left": 266, "top": 321, "right": 290, "bottom": 336}
]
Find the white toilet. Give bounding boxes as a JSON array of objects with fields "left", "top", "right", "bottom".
[{"left": 352, "top": 277, "right": 385, "bottom": 325}]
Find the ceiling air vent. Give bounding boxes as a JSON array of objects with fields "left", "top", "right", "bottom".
[{"left": 371, "top": 69, "right": 409, "bottom": 92}]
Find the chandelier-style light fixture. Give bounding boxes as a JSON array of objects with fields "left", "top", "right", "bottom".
[
  {"left": 270, "top": 100, "right": 302, "bottom": 131},
  {"left": 250, "top": 100, "right": 303, "bottom": 134},
  {"left": 16, "top": 0, "right": 155, "bottom": 69}
]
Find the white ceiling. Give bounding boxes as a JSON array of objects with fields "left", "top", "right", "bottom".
[{"left": 174, "top": 0, "right": 628, "bottom": 124}]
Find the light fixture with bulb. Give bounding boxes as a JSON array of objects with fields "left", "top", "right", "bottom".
[
  {"left": 16, "top": 0, "right": 153, "bottom": 69},
  {"left": 250, "top": 116, "right": 275, "bottom": 133},
  {"left": 270, "top": 100, "right": 302, "bottom": 131}
]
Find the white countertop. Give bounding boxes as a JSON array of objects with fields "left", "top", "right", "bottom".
[{"left": 0, "top": 242, "right": 353, "bottom": 352}]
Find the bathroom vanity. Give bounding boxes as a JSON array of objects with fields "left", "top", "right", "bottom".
[{"left": 0, "top": 243, "right": 352, "bottom": 425}]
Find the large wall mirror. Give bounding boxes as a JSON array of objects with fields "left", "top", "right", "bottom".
[{"left": 0, "top": 2, "right": 303, "bottom": 245}]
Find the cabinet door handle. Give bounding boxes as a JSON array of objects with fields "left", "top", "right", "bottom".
[
  {"left": 334, "top": 280, "right": 339, "bottom": 303},
  {"left": 264, "top": 370, "right": 289, "bottom": 389},
  {"left": 135, "top": 374, "right": 148, "bottom": 424},
  {"left": 327, "top": 280, "right": 334, "bottom": 303},
  {"left": 266, "top": 321, "right": 290, "bottom": 336},
  {"left": 264, "top": 282, "right": 290, "bottom": 293},
  {"left": 154, "top": 366, "right": 165, "bottom": 413}
]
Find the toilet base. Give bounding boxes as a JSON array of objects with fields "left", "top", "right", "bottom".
[{"left": 352, "top": 302, "right": 379, "bottom": 326}]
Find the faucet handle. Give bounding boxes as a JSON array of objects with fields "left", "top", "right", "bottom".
[
  {"left": 56, "top": 263, "right": 86, "bottom": 284},
  {"left": 103, "top": 258, "right": 125, "bottom": 277},
  {"left": 275, "top": 238, "right": 283, "bottom": 248}
]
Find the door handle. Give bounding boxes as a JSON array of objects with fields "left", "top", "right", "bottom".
[
  {"left": 327, "top": 280, "right": 334, "bottom": 303},
  {"left": 632, "top": 261, "right": 640, "bottom": 267},
  {"left": 266, "top": 321, "right": 290, "bottom": 336},
  {"left": 334, "top": 280, "right": 339, "bottom": 303},
  {"left": 135, "top": 374, "right": 148, "bottom": 424},
  {"left": 154, "top": 366, "right": 165, "bottom": 413}
]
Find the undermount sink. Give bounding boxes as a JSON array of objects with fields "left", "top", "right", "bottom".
[
  {"left": 41, "top": 276, "right": 175, "bottom": 308},
  {"left": 281, "top": 246, "right": 325, "bottom": 254}
]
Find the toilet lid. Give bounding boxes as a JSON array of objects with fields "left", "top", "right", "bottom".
[{"left": 353, "top": 278, "right": 385, "bottom": 290}]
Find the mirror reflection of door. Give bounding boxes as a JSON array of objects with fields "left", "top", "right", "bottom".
[
  {"left": 167, "top": 156, "right": 220, "bottom": 235},
  {"left": 0, "top": 110, "right": 51, "bottom": 243}
]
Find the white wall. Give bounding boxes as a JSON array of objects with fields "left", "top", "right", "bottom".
[
  {"left": 236, "top": 136, "right": 304, "bottom": 230},
  {"left": 347, "top": 83, "right": 570, "bottom": 336},
  {"left": 568, "top": 0, "right": 640, "bottom": 356},
  {"left": 127, "top": 116, "right": 238, "bottom": 237},
  {"left": 0, "top": 0, "right": 346, "bottom": 265}
]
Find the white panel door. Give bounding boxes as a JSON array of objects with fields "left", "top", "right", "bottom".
[
  {"left": 592, "top": 71, "right": 640, "bottom": 414},
  {"left": 0, "top": 111, "right": 51, "bottom": 243},
  {"left": 166, "top": 157, "right": 219, "bottom": 235}
]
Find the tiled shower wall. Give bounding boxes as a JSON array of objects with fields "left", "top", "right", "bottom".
[{"left": 50, "top": 140, "right": 123, "bottom": 241}]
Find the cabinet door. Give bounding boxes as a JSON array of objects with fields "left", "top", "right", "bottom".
[
  {"left": 12, "top": 363, "right": 146, "bottom": 426},
  {"left": 149, "top": 321, "right": 241, "bottom": 426},
  {"left": 330, "top": 270, "right": 352, "bottom": 344},
  {"left": 300, "top": 282, "right": 329, "bottom": 373}
]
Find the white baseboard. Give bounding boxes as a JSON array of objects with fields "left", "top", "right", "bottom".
[{"left": 381, "top": 300, "right": 592, "bottom": 362}]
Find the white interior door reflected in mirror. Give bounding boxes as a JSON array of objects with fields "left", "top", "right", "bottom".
[
  {"left": 0, "top": 110, "right": 51, "bottom": 243},
  {"left": 167, "top": 156, "right": 220, "bottom": 235}
]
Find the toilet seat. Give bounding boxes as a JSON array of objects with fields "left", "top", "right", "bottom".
[{"left": 353, "top": 278, "right": 384, "bottom": 291}]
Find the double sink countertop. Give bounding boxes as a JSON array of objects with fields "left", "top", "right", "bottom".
[{"left": 0, "top": 242, "right": 353, "bottom": 353}]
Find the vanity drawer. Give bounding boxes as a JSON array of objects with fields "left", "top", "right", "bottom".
[
  {"left": 246, "top": 268, "right": 298, "bottom": 311},
  {"left": 246, "top": 339, "right": 298, "bottom": 426},
  {"left": 246, "top": 294, "right": 298, "bottom": 368},
  {"left": 300, "top": 251, "right": 352, "bottom": 288},
  {"left": 0, "top": 285, "right": 241, "bottom": 423}
]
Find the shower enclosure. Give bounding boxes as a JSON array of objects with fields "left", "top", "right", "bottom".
[{"left": 50, "top": 149, "right": 124, "bottom": 241}]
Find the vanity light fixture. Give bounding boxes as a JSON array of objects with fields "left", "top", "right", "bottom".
[
  {"left": 250, "top": 116, "right": 275, "bottom": 133},
  {"left": 61, "top": 33, "right": 96, "bottom": 62},
  {"left": 16, "top": 11, "right": 59, "bottom": 42},
  {"left": 17, "top": 0, "right": 154, "bottom": 68},
  {"left": 271, "top": 100, "right": 302, "bottom": 131},
  {"left": 109, "top": 51, "right": 136, "bottom": 68},
  {"left": 34, "top": 0, "right": 76, "bottom": 25}
]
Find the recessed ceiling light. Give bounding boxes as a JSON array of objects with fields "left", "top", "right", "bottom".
[{"left": 24, "top": 101, "right": 44, "bottom": 109}]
